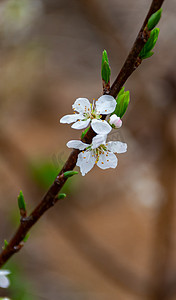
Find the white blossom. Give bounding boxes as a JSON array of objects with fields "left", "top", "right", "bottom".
[
  {"left": 67, "top": 135, "right": 127, "bottom": 176},
  {"left": 0, "top": 270, "right": 10, "bottom": 288},
  {"left": 60, "top": 95, "right": 116, "bottom": 135},
  {"left": 109, "top": 114, "right": 122, "bottom": 128}
]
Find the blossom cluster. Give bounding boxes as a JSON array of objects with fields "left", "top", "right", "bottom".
[{"left": 60, "top": 95, "right": 127, "bottom": 176}]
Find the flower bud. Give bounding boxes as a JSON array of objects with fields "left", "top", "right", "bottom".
[{"left": 109, "top": 114, "right": 122, "bottom": 128}]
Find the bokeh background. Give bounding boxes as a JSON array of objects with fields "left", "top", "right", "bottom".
[{"left": 0, "top": 0, "right": 176, "bottom": 299}]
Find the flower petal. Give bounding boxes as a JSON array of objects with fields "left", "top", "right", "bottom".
[
  {"left": 76, "top": 150, "right": 96, "bottom": 176},
  {"left": 71, "top": 119, "right": 90, "bottom": 130},
  {"left": 97, "top": 152, "right": 118, "bottom": 170},
  {"left": 91, "top": 119, "right": 112, "bottom": 134},
  {"left": 67, "top": 140, "right": 89, "bottom": 150},
  {"left": 60, "top": 114, "right": 83, "bottom": 124},
  {"left": 0, "top": 271, "right": 10, "bottom": 276},
  {"left": 72, "top": 98, "right": 91, "bottom": 113},
  {"left": 95, "top": 95, "right": 116, "bottom": 114},
  {"left": 0, "top": 275, "right": 10, "bottom": 288},
  {"left": 92, "top": 134, "right": 107, "bottom": 149},
  {"left": 107, "top": 141, "right": 127, "bottom": 153}
]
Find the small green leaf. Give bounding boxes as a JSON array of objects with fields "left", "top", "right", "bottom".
[
  {"left": 142, "top": 51, "right": 154, "bottom": 59},
  {"left": 140, "top": 28, "right": 160, "bottom": 59},
  {"left": 81, "top": 127, "right": 90, "bottom": 139},
  {"left": 4, "top": 239, "right": 8, "bottom": 249},
  {"left": 17, "top": 190, "right": 26, "bottom": 211},
  {"left": 113, "top": 90, "right": 130, "bottom": 119},
  {"left": 58, "top": 193, "right": 66, "bottom": 199},
  {"left": 101, "top": 50, "right": 111, "bottom": 84},
  {"left": 147, "top": 8, "right": 162, "bottom": 30},
  {"left": 117, "top": 87, "right": 125, "bottom": 97},
  {"left": 64, "top": 171, "right": 78, "bottom": 178},
  {"left": 23, "top": 233, "right": 30, "bottom": 243}
]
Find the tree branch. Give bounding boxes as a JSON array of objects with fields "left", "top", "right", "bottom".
[{"left": 0, "top": 0, "right": 165, "bottom": 268}]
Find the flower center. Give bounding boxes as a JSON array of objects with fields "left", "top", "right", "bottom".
[
  {"left": 83, "top": 101, "right": 101, "bottom": 121},
  {"left": 86, "top": 144, "right": 108, "bottom": 163}
]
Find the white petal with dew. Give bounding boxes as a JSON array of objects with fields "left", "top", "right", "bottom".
[
  {"left": 0, "top": 275, "right": 10, "bottom": 288},
  {"left": 67, "top": 140, "right": 89, "bottom": 150},
  {"left": 97, "top": 152, "right": 118, "bottom": 170},
  {"left": 60, "top": 114, "right": 83, "bottom": 124},
  {"left": 76, "top": 150, "right": 96, "bottom": 176},
  {"left": 95, "top": 95, "right": 116, "bottom": 114},
  {"left": 107, "top": 141, "right": 127, "bottom": 153},
  {"left": 92, "top": 134, "right": 107, "bottom": 149},
  {"left": 91, "top": 119, "right": 112, "bottom": 135},
  {"left": 72, "top": 98, "right": 91, "bottom": 113},
  {"left": 71, "top": 119, "right": 90, "bottom": 130}
]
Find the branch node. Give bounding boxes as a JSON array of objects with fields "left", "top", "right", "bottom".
[
  {"left": 20, "top": 216, "right": 33, "bottom": 224},
  {"left": 102, "top": 80, "right": 110, "bottom": 94},
  {"left": 13, "top": 244, "right": 23, "bottom": 252},
  {"left": 56, "top": 173, "right": 64, "bottom": 184}
]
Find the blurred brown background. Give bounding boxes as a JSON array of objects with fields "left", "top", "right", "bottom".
[{"left": 0, "top": 0, "right": 176, "bottom": 299}]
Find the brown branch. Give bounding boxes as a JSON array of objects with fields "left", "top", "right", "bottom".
[{"left": 0, "top": 0, "right": 165, "bottom": 268}]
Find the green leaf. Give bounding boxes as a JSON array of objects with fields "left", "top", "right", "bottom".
[
  {"left": 140, "top": 28, "right": 160, "bottom": 59},
  {"left": 113, "top": 90, "right": 130, "bottom": 119},
  {"left": 17, "top": 190, "right": 26, "bottom": 211},
  {"left": 4, "top": 239, "right": 8, "bottom": 249},
  {"left": 81, "top": 127, "right": 90, "bottom": 139},
  {"left": 117, "top": 87, "right": 125, "bottom": 97},
  {"left": 23, "top": 233, "right": 30, "bottom": 243},
  {"left": 58, "top": 193, "right": 66, "bottom": 199},
  {"left": 147, "top": 8, "right": 162, "bottom": 30},
  {"left": 102, "top": 49, "right": 108, "bottom": 62},
  {"left": 142, "top": 51, "right": 154, "bottom": 59},
  {"left": 101, "top": 50, "right": 111, "bottom": 84},
  {"left": 64, "top": 171, "right": 78, "bottom": 178}
]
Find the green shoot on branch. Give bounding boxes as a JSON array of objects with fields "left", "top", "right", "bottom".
[
  {"left": 147, "top": 8, "right": 162, "bottom": 30},
  {"left": 101, "top": 50, "right": 111, "bottom": 84}
]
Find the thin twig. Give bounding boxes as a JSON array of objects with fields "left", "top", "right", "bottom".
[{"left": 0, "top": 0, "right": 165, "bottom": 268}]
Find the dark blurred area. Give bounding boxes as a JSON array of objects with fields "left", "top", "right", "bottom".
[{"left": 0, "top": 0, "right": 176, "bottom": 299}]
